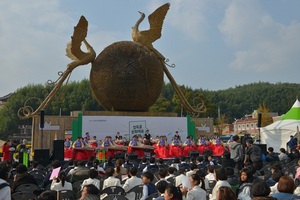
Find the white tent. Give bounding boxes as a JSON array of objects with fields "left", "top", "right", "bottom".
[{"left": 261, "top": 99, "right": 300, "bottom": 152}]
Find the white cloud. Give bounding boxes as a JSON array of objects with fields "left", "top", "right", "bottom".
[
  {"left": 219, "top": 0, "right": 300, "bottom": 72},
  {"left": 163, "top": 0, "right": 209, "bottom": 42}
]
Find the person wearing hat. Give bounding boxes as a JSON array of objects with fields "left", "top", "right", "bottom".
[{"left": 244, "top": 139, "right": 263, "bottom": 170}]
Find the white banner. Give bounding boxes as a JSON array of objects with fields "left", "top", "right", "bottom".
[{"left": 82, "top": 116, "right": 188, "bottom": 142}]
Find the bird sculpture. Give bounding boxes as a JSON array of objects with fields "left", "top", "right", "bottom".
[
  {"left": 132, "top": 3, "right": 170, "bottom": 60},
  {"left": 18, "top": 16, "right": 96, "bottom": 119},
  {"left": 18, "top": 3, "right": 206, "bottom": 119}
]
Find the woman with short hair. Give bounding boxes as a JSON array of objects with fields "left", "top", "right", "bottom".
[
  {"left": 217, "top": 186, "right": 237, "bottom": 200},
  {"left": 271, "top": 176, "right": 300, "bottom": 200}
]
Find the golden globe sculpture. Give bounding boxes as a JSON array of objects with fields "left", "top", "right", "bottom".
[{"left": 18, "top": 3, "right": 206, "bottom": 119}]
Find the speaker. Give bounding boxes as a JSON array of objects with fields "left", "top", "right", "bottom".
[
  {"left": 257, "top": 113, "right": 262, "bottom": 128},
  {"left": 52, "top": 140, "right": 64, "bottom": 161},
  {"left": 34, "top": 149, "right": 50, "bottom": 167},
  {"left": 125, "top": 153, "right": 138, "bottom": 160},
  {"left": 189, "top": 150, "right": 200, "bottom": 158},
  {"left": 40, "top": 110, "right": 45, "bottom": 128},
  {"left": 114, "top": 152, "right": 126, "bottom": 160},
  {"left": 203, "top": 149, "right": 213, "bottom": 157}
]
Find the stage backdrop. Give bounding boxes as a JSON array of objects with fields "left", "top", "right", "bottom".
[{"left": 81, "top": 115, "right": 188, "bottom": 142}]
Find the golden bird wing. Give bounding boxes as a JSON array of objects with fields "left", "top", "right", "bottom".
[
  {"left": 66, "top": 16, "right": 88, "bottom": 60},
  {"left": 146, "top": 3, "right": 170, "bottom": 43}
]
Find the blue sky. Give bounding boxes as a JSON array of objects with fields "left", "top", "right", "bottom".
[{"left": 0, "top": 0, "right": 300, "bottom": 97}]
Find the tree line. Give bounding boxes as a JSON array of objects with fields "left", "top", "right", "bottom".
[{"left": 0, "top": 80, "right": 299, "bottom": 139}]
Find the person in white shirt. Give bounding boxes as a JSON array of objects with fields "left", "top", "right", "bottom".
[
  {"left": 205, "top": 165, "right": 216, "bottom": 190},
  {"left": 155, "top": 168, "right": 170, "bottom": 186},
  {"left": 186, "top": 163, "right": 198, "bottom": 177},
  {"left": 278, "top": 148, "right": 289, "bottom": 161},
  {"left": 165, "top": 167, "right": 176, "bottom": 180},
  {"left": 102, "top": 167, "right": 121, "bottom": 189},
  {"left": 181, "top": 173, "right": 206, "bottom": 200},
  {"left": 210, "top": 167, "right": 231, "bottom": 200},
  {"left": 81, "top": 169, "right": 100, "bottom": 190},
  {"left": 175, "top": 168, "right": 186, "bottom": 187},
  {"left": 123, "top": 167, "right": 142, "bottom": 199},
  {"left": 51, "top": 171, "right": 72, "bottom": 191}
]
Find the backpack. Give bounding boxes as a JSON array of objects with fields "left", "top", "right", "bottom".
[
  {"left": 238, "top": 183, "right": 252, "bottom": 200},
  {"left": 230, "top": 143, "right": 242, "bottom": 162},
  {"left": 0, "top": 182, "right": 10, "bottom": 190}
]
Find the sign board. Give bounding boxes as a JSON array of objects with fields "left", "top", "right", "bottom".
[{"left": 82, "top": 116, "right": 188, "bottom": 142}]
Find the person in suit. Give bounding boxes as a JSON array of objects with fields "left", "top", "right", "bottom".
[
  {"left": 138, "top": 157, "right": 148, "bottom": 172},
  {"left": 141, "top": 171, "right": 157, "bottom": 200},
  {"left": 178, "top": 156, "right": 190, "bottom": 172},
  {"left": 143, "top": 157, "right": 159, "bottom": 172},
  {"left": 181, "top": 173, "right": 206, "bottom": 200},
  {"left": 102, "top": 167, "right": 121, "bottom": 190},
  {"left": 50, "top": 171, "right": 72, "bottom": 191},
  {"left": 123, "top": 167, "right": 143, "bottom": 200}
]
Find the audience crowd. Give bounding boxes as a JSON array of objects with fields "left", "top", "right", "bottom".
[{"left": 2, "top": 137, "right": 300, "bottom": 200}]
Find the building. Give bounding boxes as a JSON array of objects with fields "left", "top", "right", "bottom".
[
  {"left": 233, "top": 118, "right": 259, "bottom": 135},
  {"left": 0, "top": 93, "right": 13, "bottom": 109},
  {"left": 233, "top": 110, "right": 278, "bottom": 135}
]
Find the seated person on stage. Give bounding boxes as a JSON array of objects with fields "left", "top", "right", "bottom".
[
  {"left": 128, "top": 135, "right": 145, "bottom": 158},
  {"left": 72, "top": 137, "right": 84, "bottom": 160},
  {"left": 89, "top": 136, "right": 98, "bottom": 148},
  {"left": 64, "top": 138, "right": 73, "bottom": 159},
  {"left": 151, "top": 136, "right": 160, "bottom": 147},
  {"left": 197, "top": 136, "right": 209, "bottom": 155},
  {"left": 169, "top": 135, "right": 183, "bottom": 157},
  {"left": 82, "top": 137, "right": 89, "bottom": 147},
  {"left": 154, "top": 135, "right": 169, "bottom": 158},
  {"left": 211, "top": 136, "right": 225, "bottom": 156},
  {"left": 114, "top": 135, "right": 125, "bottom": 146},
  {"left": 183, "top": 136, "right": 196, "bottom": 156},
  {"left": 138, "top": 134, "right": 144, "bottom": 143},
  {"left": 72, "top": 137, "right": 84, "bottom": 148},
  {"left": 64, "top": 138, "right": 72, "bottom": 149},
  {"left": 102, "top": 136, "right": 116, "bottom": 158}
]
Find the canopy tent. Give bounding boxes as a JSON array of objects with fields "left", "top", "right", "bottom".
[{"left": 261, "top": 99, "right": 300, "bottom": 152}]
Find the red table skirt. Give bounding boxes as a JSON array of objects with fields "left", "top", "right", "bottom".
[{"left": 64, "top": 148, "right": 96, "bottom": 160}]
